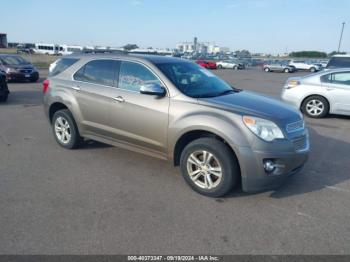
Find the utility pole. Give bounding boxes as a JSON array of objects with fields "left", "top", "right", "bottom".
[{"left": 337, "top": 22, "right": 345, "bottom": 53}]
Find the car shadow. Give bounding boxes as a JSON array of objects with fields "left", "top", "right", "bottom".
[
  {"left": 1, "top": 90, "right": 43, "bottom": 107},
  {"left": 325, "top": 114, "right": 350, "bottom": 120},
  {"left": 80, "top": 140, "right": 113, "bottom": 150}
]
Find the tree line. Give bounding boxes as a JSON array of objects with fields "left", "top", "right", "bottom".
[{"left": 289, "top": 51, "right": 346, "bottom": 58}]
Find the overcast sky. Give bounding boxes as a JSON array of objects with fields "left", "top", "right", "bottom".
[{"left": 2, "top": 0, "right": 349, "bottom": 53}]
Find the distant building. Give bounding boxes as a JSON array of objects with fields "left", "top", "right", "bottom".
[
  {"left": 0, "top": 33, "right": 8, "bottom": 48},
  {"left": 176, "top": 42, "right": 196, "bottom": 53},
  {"left": 176, "top": 39, "right": 230, "bottom": 54}
]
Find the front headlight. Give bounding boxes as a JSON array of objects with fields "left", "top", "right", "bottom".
[
  {"left": 6, "top": 68, "right": 18, "bottom": 73},
  {"left": 243, "top": 116, "right": 285, "bottom": 142}
]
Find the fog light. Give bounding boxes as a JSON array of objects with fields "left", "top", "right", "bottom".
[{"left": 263, "top": 160, "right": 276, "bottom": 173}]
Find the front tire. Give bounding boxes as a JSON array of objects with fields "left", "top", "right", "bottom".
[
  {"left": 52, "top": 109, "right": 83, "bottom": 149},
  {"left": 180, "top": 138, "right": 240, "bottom": 197},
  {"left": 264, "top": 67, "right": 270, "bottom": 72},
  {"left": 217, "top": 65, "right": 223, "bottom": 69},
  {"left": 310, "top": 67, "right": 316, "bottom": 72},
  {"left": 0, "top": 93, "right": 8, "bottom": 102},
  {"left": 301, "top": 95, "right": 329, "bottom": 118},
  {"left": 284, "top": 68, "right": 290, "bottom": 73}
]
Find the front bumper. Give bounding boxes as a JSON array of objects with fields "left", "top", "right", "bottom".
[
  {"left": 6, "top": 71, "right": 39, "bottom": 81},
  {"left": 281, "top": 89, "right": 302, "bottom": 109},
  {"left": 236, "top": 132, "right": 310, "bottom": 193}
]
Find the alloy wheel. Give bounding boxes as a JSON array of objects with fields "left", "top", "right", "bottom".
[
  {"left": 306, "top": 99, "right": 324, "bottom": 116},
  {"left": 186, "top": 150, "right": 222, "bottom": 189},
  {"left": 54, "top": 116, "right": 71, "bottom": 144}
]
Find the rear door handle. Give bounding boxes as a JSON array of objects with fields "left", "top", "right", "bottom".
[
  {"left": 71, "top": 86, "right": 81, "bottom": 91},
  {"left": 113, "top": 96, "right": 125, "bottom": 102}
]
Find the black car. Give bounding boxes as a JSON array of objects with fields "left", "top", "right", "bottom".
[
  {"left": 0, "top": 71, "right": 9, "bottom": 102},
  {"left": 0, "top": 54, "right": 39, "bottom": 82}
]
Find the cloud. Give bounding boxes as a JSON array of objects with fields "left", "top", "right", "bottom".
[
  {"left": 130, "top": 0, "right": 143, "bottom": 6},
  {"left": 226, "top": 0, "right": 270, "bottom": 9},
  {"left": 226, "top": 0, "right": 240, "bottom": 8}
]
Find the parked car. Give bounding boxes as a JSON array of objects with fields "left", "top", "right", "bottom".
[
  {"left": 0, "top": 54, "right": 39, "bottom": 82},
  {"left": 44, "top": 54, "right": 309, "bottom": 197},
  {"left": 0, "top": 71, "right": 9, "bottom": 102},
  {"left": 289, "top": 60, "right": 321, "bottom": 72},
  {"left": 263, "top": 61, "right": 296, "bottom": 73},
  {"left": 319, "top": 60, "right": 329, "bottom": 68},
  {"left": 16, "top": 44, "right": 34, "bottom": 54},
  {"left": 326, "top": 54, "right": 350, "bottom": 69},
  {"left": 216, "top": 60, "right": 244, "bottom": 70},
  {"left": 282, "top": 68, "right": 350, "bottom": 118},
  {"left": 195, "top": 60, "right": 217, "bottom": 69}
]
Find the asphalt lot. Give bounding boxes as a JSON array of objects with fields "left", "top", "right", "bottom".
[{"left": 1, "top": 67, "right": 350, "bottom": 254}]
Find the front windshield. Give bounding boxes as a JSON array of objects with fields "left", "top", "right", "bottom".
[
  {"left": 0, "top": 56, "right": 30, "bottom": 65},
  {"left": 156, "top": 61, "right": 236, "bottom": 98}
]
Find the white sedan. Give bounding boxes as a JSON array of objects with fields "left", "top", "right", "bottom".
[
  {"left": 216, "top": 60, "right": 243, "bottom": 70},
  {"left": 281, "top": 68, "right": 350, "bottom": 118}
]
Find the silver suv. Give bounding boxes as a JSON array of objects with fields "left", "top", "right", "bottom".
[{"left": 43, "top": 54, "right": 310, "bottom": 197}]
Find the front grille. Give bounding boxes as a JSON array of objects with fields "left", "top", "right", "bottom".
[
  {"left": 286, "top": 120, "right": 304, "bottom": 133},
  {"left": 293, "top": 136, "right": 308, "bottom": 152},
  {"left": 19, "top": 69, "right": 33, "bottom": 74}
]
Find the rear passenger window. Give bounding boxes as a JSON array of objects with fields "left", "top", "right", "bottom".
[
  {"left": 333, "top": 72, "right": 350, "bottom": 86},
  {"left": 74, "top": 60, "right": 118, "bottom": 86},
  {"left": 321, "top": 72, "right": 350, "bottom": 86},
  {"left": 118, "top": 61, "right": 161, "bottom": 92},
  {"left": 49, "top": 58, "right": 79, "bottom": 77}
]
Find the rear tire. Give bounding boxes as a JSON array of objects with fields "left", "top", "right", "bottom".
[
  {"left": 310, "top": 67, "right": 316, "bottom": 72},
  {"left": 301, "top": 95, "right": 329, "bottom": 118},
  {"left": 30, "top": 75, "right": 39, "bottom": 82},
  {"left": 52, "top": 109, "right": 83, "bottom": 149},
  {"left": 284, "top": 68, "right": 290, "bottom": 73},
  {"left": 233, "top": 66, "right": 238, "bottom": 70},
  {"left": 217, "top": 65, "right": 223, "bottom": 69},
  {"left": 180, "top": 138, "right": 240, "bottom": 197}
]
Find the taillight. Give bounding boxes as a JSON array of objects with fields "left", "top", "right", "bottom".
[
  {"left": 43, "top": 79, "right": 49, "bottom": 93},
  {"left": 285, "top": 79, "right": 300, "bottom": 89}
]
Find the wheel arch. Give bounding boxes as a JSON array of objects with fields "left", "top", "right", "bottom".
[
  {"left": 300, "top": 94, "right": 330, "bottom": 111},
  {"left": 49, "top": 102, "right": 69, "bottom": 123},
  {"left": 173, "top": 129, "right": 241, "bottom": 170}
]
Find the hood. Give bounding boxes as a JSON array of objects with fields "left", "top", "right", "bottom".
[
  {"left": 5, "top": 64, "right": 34, "bottom": 70},
  {"left": 199, "top": 90, "right": 301, "bottom": 125}
]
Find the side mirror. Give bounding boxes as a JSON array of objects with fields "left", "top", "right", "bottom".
[{"left": 140, "top": 83, "right": 166, "bottom": 97}]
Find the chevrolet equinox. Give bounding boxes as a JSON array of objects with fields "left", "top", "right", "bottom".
[{"left": 43, "top": 54, "right": 310, "bottom": 197}]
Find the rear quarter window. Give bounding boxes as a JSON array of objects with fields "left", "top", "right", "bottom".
[
  {"left": 73, "top": 59, "right": 118, "bottom": 86},
  {"left": 49, "top": 58, "right": 79, "bottom": 77}
]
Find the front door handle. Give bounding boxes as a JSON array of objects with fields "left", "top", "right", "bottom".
[
  {"left": 71, "top": 86, "right": 81, "bottom": 91},
  {"left": 113, "top": 96, "right": 125, "bottom": 102}
]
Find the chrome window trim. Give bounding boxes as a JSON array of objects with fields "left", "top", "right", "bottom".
[{"left": 71, "top": 58, "right": 169, "bottom": 97}]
